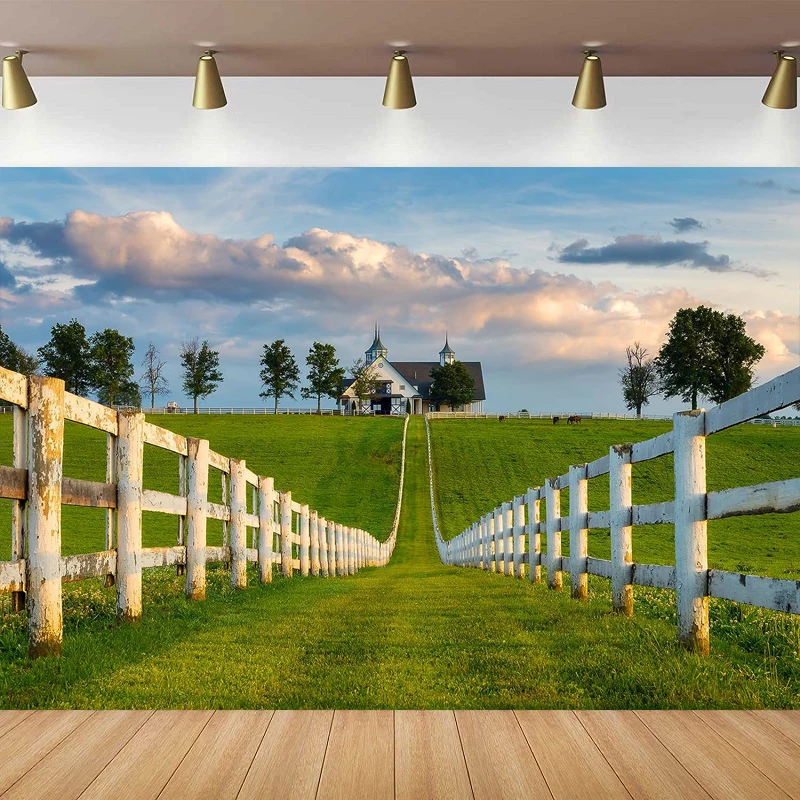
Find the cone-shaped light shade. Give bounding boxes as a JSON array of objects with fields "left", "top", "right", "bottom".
[
  {"left": 193, "top": 51, "right": 227, "bottom": 109},
  {"left": 572, "top": 52, "right": 606, "bottom": 109},
  {"left": 382, "top": 51, "right": 416, "bottom": 109},
  {"left": 2, "top": 52, "right": 37, "bottom": 110},
  {"left": 762, "top": 52, "right": 797, "bottom": 109}
]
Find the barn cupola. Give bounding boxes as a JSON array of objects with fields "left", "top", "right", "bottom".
[
  {"left": 439, "top": 334, "right": 455, "bottom": 366},
  {"left": 366, "top": 323, "right": 388, "bottom": 365}
]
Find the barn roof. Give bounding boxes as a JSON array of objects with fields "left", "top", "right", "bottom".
[{"left": 392, "top": 361, "right": 486, "bottom": 402}]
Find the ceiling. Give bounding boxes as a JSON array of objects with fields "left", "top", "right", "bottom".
[{"left": 0, "top": 0, "right": 797, "bottom": 77}]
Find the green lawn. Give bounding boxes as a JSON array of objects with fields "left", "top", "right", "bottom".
[
  {"left": 0, "top": 418, "right": 798, "bottom": 709},
  {"left": 430, "top": 418, "right": 800, "bottom": 580},
  {"left": 0, "top": 414, "right": 405, "bottom": 558}
]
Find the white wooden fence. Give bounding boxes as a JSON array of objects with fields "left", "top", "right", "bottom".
[
  {"left": 0, "top": 367, "right": 408, "bottom": 659},
  {"left": 427, "top": 365, "right": 800, "bottom": 655},
  {"left": 428, "top": 410, "right": 800, "bottom": 425}
]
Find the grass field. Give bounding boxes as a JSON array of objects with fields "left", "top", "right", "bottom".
[
  {"left": 0, "top": 414, "right": 405, "bottom": 558},
  {"left": 430, "top": 418, "right": 800, "bottom": 580},
  {"left": 0, "top": 418, "right": 798, "bottom": 709}
]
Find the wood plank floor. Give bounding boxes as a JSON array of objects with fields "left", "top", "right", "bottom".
[{"left": 0, "top": 710, "right": 798, "bottom": 799}]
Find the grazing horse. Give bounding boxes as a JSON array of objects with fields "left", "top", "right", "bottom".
[
  {"left": 567, "top": 415, "right": 582, "bottom": 425},
  {"left": 498, "top": 415, "right": 506, "bottom": 423},
  {"left": 552, "top": 416, "right": 560, "bottom": 425}
]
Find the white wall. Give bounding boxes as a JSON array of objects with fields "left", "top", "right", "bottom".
[{"left": 0, "top": 77, "right": 798, "bottom": 167}]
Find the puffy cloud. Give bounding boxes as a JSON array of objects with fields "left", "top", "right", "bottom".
[
  {"left": 668, "top": 217, "right": 704, "bottom": 233},
  {"left": 552, "top": 233, "right": 766, "bottom": 275},
  {"left": 0, "top": 210, "right": 795, "bottom": 377}
]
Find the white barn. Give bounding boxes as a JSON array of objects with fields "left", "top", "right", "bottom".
[{"left": 338, "top": 328, "right": 486, "bottom": 415}]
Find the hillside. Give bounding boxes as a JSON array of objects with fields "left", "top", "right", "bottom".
[
  {"left": 429, "top": 418, "right": 800, "bottom": 580},
  {"left": 0, "top": 414, "right": 405, "bottom": 558}
]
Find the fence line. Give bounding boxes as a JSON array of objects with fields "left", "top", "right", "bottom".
[
  {"left": 427, "top": 410, "right": 800, "bottom": 425},
  {"left": 426, "top": 364, "right": 800, "bottom": 655},
  {"left": 0, "top": 367, "right": 408, "bottom": 658}
]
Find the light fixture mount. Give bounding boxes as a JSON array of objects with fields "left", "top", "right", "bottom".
[
  {"left": 572, "top": 49, "right": 606, "bottom": 110},
  {"left": 193, "top": 48, "right": 227, "bottom": 110}
]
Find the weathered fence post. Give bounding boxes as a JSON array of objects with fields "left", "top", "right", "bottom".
[
  {"left": 493, "top": 507, "right": 503, "bottom": 573},
  {"left": 104, "top": 433, "right": 118, "bottom": 586},
  {"left": 335, "top": 523, "right": 345, "bottom": 576},
  {"left": 502, "top": 502, "right": 513, "bottom": 576},
  {"left": 11, "top": 405, "right": 27, "bottom": 612},
  {"left": 569, "top": 464, "right": 589, "bottom": 601},
  {"left": 116, "top": 410, "right": 145, "bottom": 623},
  {"left": 674, "top": 409, "right": 710, "bottom": 654},
  {"left": 487, "top": 513, "right": 495, "bottom": 572},
  {"left": 257, "top": 476, "right": 274, "bottom": 584},
  {"left": 546, "top": 477, "right": 562, "bottom": 591},
  {"left": 347, "top": 527, "right": 355, "bottom": 575},
  {"left": 186, "top": 437, "right": 209, "bottom": 599},
  {"left": 513, "top": 496, "right": 525, "bottom": 579},
  {"left": 26, "top": 375, "right": 65, "bottom": 658},
  {"left": 229, "top": 458, "right": 247, "bottom": 590},
  {"left": 310, "top": 510, "right": 320, "bottom": 576},
  {"left": 482, "top": 514, "right": 489, "bottom": 570},
  {"left": 610, "top": 444, "right": 633, "bottom": 616},
  {"left": 527, "top": 488, "right": 541, "bottom": 584},
  {"left": 299, "top": 504, "right": 310, "bottom": 576},
  {"left": 281, "top": 491, "right": 293, "bottom": 577},
  {"left": 318, "top": 516, "right": 328, "bottom": 576},
  {"left": 327, "top": 520, "right": 336, "bottom": 576},
  {"left": 175, "top": 450, "right": 186, "bottom": 578}
]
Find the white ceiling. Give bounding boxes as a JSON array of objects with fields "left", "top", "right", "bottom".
[{"left": 0, "top": 0, "right": 797, "bottom": 77}]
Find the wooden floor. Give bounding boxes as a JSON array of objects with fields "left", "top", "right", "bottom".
[{"left": 0, "top": 710, "right": 798, "bottom": 799}]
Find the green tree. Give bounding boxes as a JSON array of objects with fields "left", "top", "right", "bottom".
[
  {"left": 348, "top": 357, "right": 379, "bottom": 413},
  {"left": 301, "top": 342, "right": 346, "bottom": 413},
  {"left": 706, "top": 313, "right": 765, "bottom": 405},
  {"left": 89, "top": 328, "right": 141, "bottom": 407},
  {"left": 181, "top": 337, "right": 223, "bottom": 413},
  {"left": 37, "top": 318, "right": 93, "bottom": 395},
  {"left": 139, "top": 341, "right": 170, "bottom": 411},
  {"left": 657, "top": 306, "right": 764, "bottom": 410},
  {"left": 260, "top": 339, "right": 300, "bottom": 412},
  {"left": 0, "top": 324, "right": 38, "bottom": 376},
  {"left": 619, "top": 342, "right": 660, "bottom": 416},
  {"left": 430, "top": 360, "right": 475, "bottom": 410}
]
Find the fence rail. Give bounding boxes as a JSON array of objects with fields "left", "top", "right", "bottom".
[
  {"left": 426, "top": 364, "right": 800, "bottom": 655},
  {"left": 0, "top": 367, "right": 408, "bottom": 658}
]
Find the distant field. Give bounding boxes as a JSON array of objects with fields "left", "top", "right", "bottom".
[
  {"left": 0, "top": 414, "right": 405, "bottom": 558},
  {"left": 430, "top": 418, "right": 800, "bottom": 580}
]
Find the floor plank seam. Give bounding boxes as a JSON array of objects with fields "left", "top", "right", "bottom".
[
  {"left": 0, "top": 711, "right": 35, "bottom": 747},
  {"left": 571, "top": 712, "right": 636, "bottom": 800},
  {"left": 151, "top": 711, "right": 216, "bottom": 800},
  {"left": 511, "top": 710, "right": 556, "bottom": 800},
  {"left": 632, "top": 711, "right": 730, "bottom": 799},
  {"left": 691, "top": 711, "right": 795, "bottom": 799},
  {"left": 313, "top": 710, "right": 337, "bottom": 800},
  {"left": 751, "top": 712, "right": 800, "bottom": 748},
  {"left": 451, "top": 710, "right": 477, "bottom": 800},
  {"left": 5, "top": 710, "right": 98, "bottom": 798},
  {"left": 232, "top": 710, "right": 277, "bottom": 800}
]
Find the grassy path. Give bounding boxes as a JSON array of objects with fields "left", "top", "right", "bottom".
[{"left": 1, "top": 418, "right": 798, "bottom": 708}]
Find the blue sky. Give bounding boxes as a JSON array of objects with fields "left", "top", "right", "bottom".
[{"left": 0, "top": 167, "right": 798, "bottom": 412}]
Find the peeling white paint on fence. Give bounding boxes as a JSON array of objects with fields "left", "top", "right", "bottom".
[
  {"left": 426, "top": 363, "right": 800, "bottom": 655},
  {"left": 0, "top": 370, "right": 408, "bottom": 659}
]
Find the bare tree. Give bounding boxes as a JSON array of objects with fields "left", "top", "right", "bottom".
[
  {"left": 139, "top": 341, "right": 170, "bottom": 411},
  {"left": 619, "top": 342, "right": 661, "bottom": 417}
]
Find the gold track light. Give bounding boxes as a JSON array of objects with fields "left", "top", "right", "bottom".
[
  {"left": 762, "top": 51, "right": 797, "bottom": 109},
  {"left": 193, "top": 50, "right": 227, "bottom": 109},
  {"left": 572, "top": 50, "right": 606, "bottom": 110},
  {"left": 2, "top": 50, "right": 37, "bottom": 110},
  {"left": 382, "top": 50, "right": 416, "bottom": 109}
]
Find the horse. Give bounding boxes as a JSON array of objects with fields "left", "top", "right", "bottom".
[
  {"left": 552, "top": 416, "right": 560, "bottom": 425},
  {"left": 567, "top": 415, "right": 582, "bottom": 425},
  {"left": 498, "top": 415, "right": 506, "bottom": 423}
]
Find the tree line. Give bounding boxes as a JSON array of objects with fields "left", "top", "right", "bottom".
[{"left": 618, "top": 305, "right": 771, "bottom": 415}]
